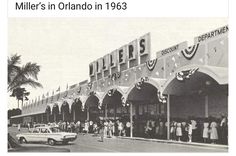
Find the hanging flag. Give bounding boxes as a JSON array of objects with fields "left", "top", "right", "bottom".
[
  {"left": 66, "top": 84, "right": 68, "bottom": 90},
  {"left": 57, "top": 92, "right": 60, "bottom": 100},
  {"left": 46, "top": 92, "right": 49, "bottom": 96},
  {"left": 41, "top": 94, "right": 45, "bottom": 104},
  {"left": 38, "top": 96, "right": 40, "bottom": 105},
  {"left": 69, "top": 84, "right": 77, "bottom": 90},
  {"left": 56, "top": 86, "right": 60, "bottom": 92},
  {"left": 46, "top": 97, "right": 48, "bottom": 104}
]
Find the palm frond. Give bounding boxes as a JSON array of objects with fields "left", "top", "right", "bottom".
[
  {"left": 21, "top": 62, "right": 41, "bottom": 80},
  {"left": 8, "top": 62, "right": 41, "bottom": 89},
  {"left": 8, "top": 78, "right": 43, "bottom": 92}
]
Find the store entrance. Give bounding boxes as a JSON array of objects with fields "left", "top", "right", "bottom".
[{"left": 127, "top": 82, "right": 167, "bottom": 139}]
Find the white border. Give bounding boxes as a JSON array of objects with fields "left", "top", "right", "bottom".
[{"left": 1, "top": 0, "right": 234, "bottom": 155}]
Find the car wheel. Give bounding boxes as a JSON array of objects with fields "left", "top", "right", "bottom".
[
  {"left": 19, "top": 137, "right": 27, "bottom": 144},
  {"left": 48, "top": 139, "right": 55, "bottom": 146}
]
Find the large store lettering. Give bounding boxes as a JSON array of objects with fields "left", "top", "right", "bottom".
[
  {"left": 139, "top": 33, "right": 150, "bottom": 56},
  {"left": 89, "top": 33, "right": 150, "bottom": 78},
  {"left": 194, "top": 25, "right": 228, "bottom": 43},
  {"left": 102, "top": 54, "right": 109, "bottom": 71},
  {"left": 109, "top": 50, "right": 117, "bottom": 68},
  {"left": 89, "top": 62, "right": 95, "bottom": 76},
  {"left": 118, "top": 45, "right": 126, "bottom": 64},
  {"left": 96, "top": 58, "right": 103, "bottom": 73}
]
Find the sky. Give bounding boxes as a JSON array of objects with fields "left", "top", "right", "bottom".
[{"left": 8, "top": 17, "right": 228, "bottom": 109}]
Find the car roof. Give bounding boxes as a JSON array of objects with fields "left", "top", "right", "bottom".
[{"left": 35, "top": 126, "right": 50, "bottom": 129}]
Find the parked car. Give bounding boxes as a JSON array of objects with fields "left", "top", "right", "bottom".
[
  {"left": 33, "top": 124, "right": 48, "bottom": 128},
  {"left": 16, "top": 126, "right": 77, "bottom": 145},
  {"left": 8, "top": 133, "right": 70, "bottom": 152}
]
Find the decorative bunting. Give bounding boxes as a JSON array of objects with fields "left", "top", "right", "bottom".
[
  {"left": 176, "top": 68, "right": 199, "bottom": 81},
  {"left": 89, "top": 91, "right": 96, "bottom": 96},
  {"left": 146, "top": 58, "right": 157, "bottom": 71},
  {"left": 181, "top": 43, "right": 199, "bottom": 60},
  {"left": 109, "top": 72, "right": 121, "bottom": 81},
  {"left": 87, "top": 82, "right": 92, "bottom": 90},
  {"left": 77, "top": 86, "right": 81, "bottom": 94},
  {"left": 135, "top": 81, "right": 142, "bottom": 90},
  {"left": 157, "top": 91, "right": 167, "bottom": 103},
  {"left": 108, "top": 88, "right": 116, "bottom": 97}
]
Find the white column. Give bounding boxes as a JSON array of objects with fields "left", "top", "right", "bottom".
[
  {"left": 205, "top": 95, "right": 209, "bottom": 117},
  {"left": 47, "top": 113, "right": 49, "bottom": 123},
  {"left": 130, "top": 103, "right": 133, "bottom": 138},
  {"left": 105, "top": 104, "right": 108, "bottom": 118},
  {"left": 62, "top": 112, "right": 65, "bottom": 121},
  {"left": 73, "top": 110, "right": 76, "bottom": 121},
  {"left": 87, "top": 108, "right": 89, "bottom": 120},
  {"left": 54, "top": 113, "right": 56, "bottom": 122},
  {"left": 167, "top": 95, "right": 170, "bottom": 140},
  {"left": 41, "top": 114, "right": 44, "bottom": 123}
]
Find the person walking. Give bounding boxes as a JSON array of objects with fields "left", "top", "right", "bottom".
[
  {"left": 75, "top": 121, "right": 81, "bottom": 134},
  {"left": 98, "top": 120, "right": 104, "bottom": 142},
  {"left": 17, "top": 123, "right": 21, "bottom": 132},
  {"left": 84, "top": 120, "right": 89, "bottom": 134},
  {"left": 118, "top": 120, "right": 124, "bottom": 136},
  {"left": 27, "top": 123, "right": 30, "bottom": 132}
]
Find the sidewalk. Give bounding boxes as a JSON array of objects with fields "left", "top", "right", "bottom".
[{"left": 117, "top": 136, "right": 228, "bottom": 149}]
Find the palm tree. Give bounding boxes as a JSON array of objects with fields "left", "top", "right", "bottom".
[
  {"left": 8, "top": 54, "right": 43, "bottom": 92},
  {"left": 8, "top": 53, "right": 43, "bottom": 108},
  {"left": 10, "top": 87, "right": 30, "bottom": 108}
]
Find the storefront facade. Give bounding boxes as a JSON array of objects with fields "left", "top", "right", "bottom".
[{"left": 11, "top": 25, "right": 228, "bottom": 143}]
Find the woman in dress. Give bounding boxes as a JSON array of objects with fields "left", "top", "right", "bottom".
[
  {"left": 202, "top": 119, "right": 209, "bottom": 143},
  {"left": 118, "top": 120, "right": 123, "bottom": 136}
]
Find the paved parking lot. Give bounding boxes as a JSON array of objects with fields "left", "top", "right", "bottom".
[{"left": 8, "top": 127, "right": 228, "bottom": 152}]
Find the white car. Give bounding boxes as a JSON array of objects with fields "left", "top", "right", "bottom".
[{"left": 16, "top": 126, "right": 77, "bottom": 145}]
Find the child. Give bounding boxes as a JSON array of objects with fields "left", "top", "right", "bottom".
[
  {"left": 187, "top": 121, "right": 192, "bottom": 143},
  {"left": 210, "top": 121, "right": 218, "bottom": 144},
  {"left": 176, "top": 122, "right": 182, "bottom": 141}
]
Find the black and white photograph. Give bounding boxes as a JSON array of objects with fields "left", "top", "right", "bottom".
[{"left": 7, "top": 17, "right": 228, "bottom": 152}]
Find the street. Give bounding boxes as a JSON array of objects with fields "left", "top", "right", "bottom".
[{"left": 8, "top": 127, "right": 228, "bottom": 152}]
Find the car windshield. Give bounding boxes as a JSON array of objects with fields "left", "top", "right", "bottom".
[{"left": 49, "top": 127, "right": 62, "bottom": 133}]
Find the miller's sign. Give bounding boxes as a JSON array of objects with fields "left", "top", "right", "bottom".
[{"left": 89, "top": 33, "right": 151, "bottom": 80}]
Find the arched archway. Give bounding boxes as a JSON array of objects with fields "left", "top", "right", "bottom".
[
  {"left": 102, "top": 89, "right": 126, "bottom": 120},
  {"left": 162, "top": 66, "right": 228, "bottom": 119},
  {"left": 84, "top": 93, "right": 103, "bottom": 121},
  {"left": 52, "top": 104, "right": 59, "bottom": 122},
  {"left": 126, "top": 81, "right": 165, "bottom": 138},
  {"left": 162, "top": 65, "right": 228, "bottom": 143},
  {"left": 45, "top": 106, "right": 51, "bottom": 123},
  {"left": 61, "top": 101, "right": 70, "bottom": 122},
  {"left": 71, "top": 98, "right": 86, "bottom": 122}
]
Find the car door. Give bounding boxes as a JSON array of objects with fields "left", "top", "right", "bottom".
[
  {"left": 27, "top": 128, "right": 40, "bottom": 142},
  {"left": 39, "top": 128, "right": 50, "bottom": 143}
]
